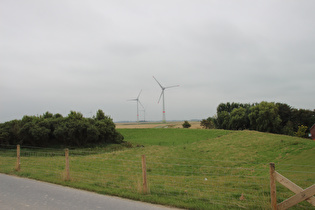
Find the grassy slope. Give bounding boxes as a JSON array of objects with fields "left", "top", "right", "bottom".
[
  {"left": 1, "top": 129, "right": 314, "bottom": 209},
  {"left": 117, "top": 128, "right": 230, "bottom": 146},
  {"left": 118, "top": 129, "right": 315, "bottom": 208},
  {"left": 119, "top": 129, "right": 315, "bottom": 199},
  {"left": 118, "top": 128, "right": 314, "bottom": 165}
]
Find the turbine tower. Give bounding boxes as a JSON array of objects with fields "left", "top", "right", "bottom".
[
  {"left": 128, "top": 90, "right": 144, "bottom": 123},
  {"left": 140, "top": 107, "right": 146, "bottom": 122},
  {"left": 153, "top": 76, "right": 179, "bottom": 123}
]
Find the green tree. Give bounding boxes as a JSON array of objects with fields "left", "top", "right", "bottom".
[
  {"left": 216, "top": 111, "right": 230, "bottom": 129},
  {"left": 54, "top": 113, "right": 63, "bottom": 118},
  {"left": 0, "top": 120, "right": 21, "bottom": 145},
  {"left": 211, "top": 101, "right": 313, "bottom": 135},
  {"left": 68, "top": 111, "right": 83, "bottom": 120},
  {"left": 282, "top": 121, "right": 294, "bottom": 136},
  {"left": 200, "top": 117, "right": 215, "bottom": 129},
  {"left": 229, "top": 107, "right": 248, "bottom": 130},
  {"left": 276, "top": 103, "right": 292, "bottom": 128},
  {"left": 42, "top": 111, "right": 53, "bottom": 119},
  {"left": 0, "top": 110, "right": 124, "bottom": 147},
  {"left": 217, "top": 103, "right": 228, "bottom": 113},
  {"left": 291, "top": 109, "right": 315, "bottom": 133},
  {"left": 30, "top": 124, "right": 50, "bottom": 146},
  {"left": 95, "top": 109, "right": 106, "bottom": 120},
  {"left": 182, "top": 121, "right": 191, "bottom": 128},
  {"left": 19, "top": 121, "right": 42, "bottom": 146},
  {"left": 53, "top": 123, "right": 68, "bottom": 145},
  {"left": 215, "top": 102, "right": 253, "bottom": 130},
  {"left": 248, "top": 102, "right": 281, "bottom": 133}
]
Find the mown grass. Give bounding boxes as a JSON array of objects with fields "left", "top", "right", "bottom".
[{"left": 1, "top": 129, "right": 314, "bottom": 209}]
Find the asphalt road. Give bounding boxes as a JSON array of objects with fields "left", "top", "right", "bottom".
[{"left": 0, "top": 173, "right": 177, "bottom": 210}]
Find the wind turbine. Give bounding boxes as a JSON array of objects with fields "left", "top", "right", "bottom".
[
  {"left": 153, "top": 76, "right": 179, "bottom": 123},
  {"left": 128, "top": 90, "right": 144, "bottom": 123},
  {"left": 140, "top": 106, "right": 146, "bottom": 122}
]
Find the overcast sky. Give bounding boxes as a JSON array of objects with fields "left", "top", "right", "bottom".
[{"left": 1, "top": 0, "right": 314, "bottom": 123}]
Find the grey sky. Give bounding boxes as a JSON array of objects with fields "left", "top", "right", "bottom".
[{"left": 1, "top": 0, "right": 314, "bottom": 122}]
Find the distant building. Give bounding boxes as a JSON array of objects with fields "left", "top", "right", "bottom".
[{"left": 310, "top": 124, "right": 315, "bottom": 140}]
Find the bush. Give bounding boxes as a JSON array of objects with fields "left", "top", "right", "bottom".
[
  {"left": 182, "top": 121, "right": 191, "bottom": 128},
  {"left": 0, "top": 110, "right": 124, "bottom": 147},
  {"left": 295, "top": 125, "right": 308, "bottom": 138},
  {"left": 212, "top": 101, "right": 315, "bottom": 136},
  {"left": 200, "top": 118, "right": 215, "bottom": 129}
]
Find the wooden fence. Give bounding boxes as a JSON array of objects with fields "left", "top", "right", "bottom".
[
  {"left": 14, "top": 144, "right": 149, "bottom": 193},
  {"left": 270, "top": 162, "right": 315, "bottom": 210},
  {"left": 10, "top": 145, "right": 315, "bottom": 208}
]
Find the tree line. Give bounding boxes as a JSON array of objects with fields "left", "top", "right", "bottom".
[
  {"left": 0, "top": 110, "right": 124, "bottom": 147},
  {"left": 201, "top": 102, "right": 315, "bottom": 138}
]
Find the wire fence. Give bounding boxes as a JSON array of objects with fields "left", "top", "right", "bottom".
[{"left": 0, "top": 145, "right": 314, "bottom": 209}]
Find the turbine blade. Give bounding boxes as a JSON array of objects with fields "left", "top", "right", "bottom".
[
  {"left": 137, "top": 89, "right": 142, "bottom": 99},
  {"left": 158, "top": 90, "right": 163, "bottom": 103},
  {"left": 165, "top": 85, "right": 180, "bottom": 89},
  {"left": 138, "top": 100, "right": 145, "bottom": 109},
  {"left": 153, "top": 76, "right": 164, "bottom": 89}
]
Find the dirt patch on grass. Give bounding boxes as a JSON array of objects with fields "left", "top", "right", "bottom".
[{"left": 116, "top": 121, "right": 202, "bottom": 129}]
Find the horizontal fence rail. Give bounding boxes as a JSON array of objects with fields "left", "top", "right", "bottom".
[
  {"left": 270, "top": 163, "right": 315, "bottom": 210},
  {"left": 0, "top": 145, "right": 314, "bottom": 209}
]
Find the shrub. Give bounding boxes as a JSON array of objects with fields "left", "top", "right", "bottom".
[
  {"left": 200, "top": 117, "right": 215, "bottom": 129},
  {"left": 295, "top": 125, "right": 308, "bottom": 138},
  {"left": 0, "top": 110, "right": 124, "bottom": 147},
  {"left": 182, "top": 121, "right": 191, "bottom": 128}
]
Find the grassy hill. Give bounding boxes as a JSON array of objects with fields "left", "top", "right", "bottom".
[
  {"left": 118, "top": 128, "right": 314, "bottom": 165},
  {"left": 118, "top": 128, "right": 315, "bottom": 209},
  {"left": 1, "top": 128, "right": 314, "bottom": 209}
]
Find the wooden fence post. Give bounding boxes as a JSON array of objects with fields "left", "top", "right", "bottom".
[
  {"left": 270, "top": 162, "right": 277, "bottom": 210},
  {"left": 142, "top": 155, "right": 148, "bottom": 194},
  {"left": 65, "top": 148, "right": 70, "bottom": 181},
  {"left": 15, "top": 144, "right": 20, "bottom": 171}
]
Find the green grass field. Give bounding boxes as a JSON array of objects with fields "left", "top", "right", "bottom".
[
  {"left": 117, "top": 128, "right": 230, "bottom": 146},
  {"left": 1, "top": 128, "right": 314, "bottom": 209}
]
